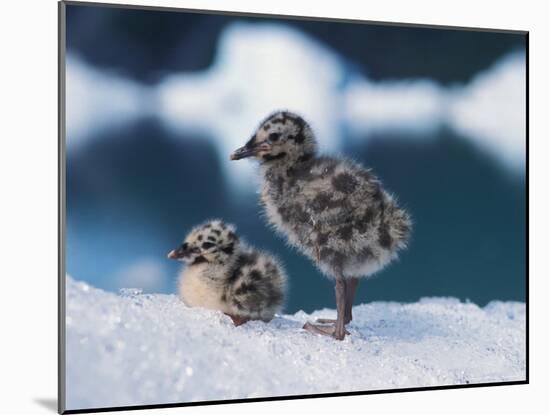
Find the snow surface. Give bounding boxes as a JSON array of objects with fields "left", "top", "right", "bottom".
[{"left": 65, "top": 276, "right": 526, "bottom": 410}]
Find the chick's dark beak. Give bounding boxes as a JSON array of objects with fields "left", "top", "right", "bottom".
[
  {"left": 167, "top": 244, "right": 189, "bottom": 260},
  {"left": 230, "top": 145, "right": 256, "bottom": 160}
]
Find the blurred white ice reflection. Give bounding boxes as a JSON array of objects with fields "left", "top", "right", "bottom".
[{"left": 66, "top": 22, "right": 526, "bottom": 189}]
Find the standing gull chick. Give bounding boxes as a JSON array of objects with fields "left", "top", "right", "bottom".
[
  {"left": 231, "top": 111, "right": 411, "bottom": 340},
  {"left": 167, "top": 220, "right": 287, "bottom": 326}
]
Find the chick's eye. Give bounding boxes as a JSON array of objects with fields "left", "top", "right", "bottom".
[
  {"left": 201, "top": 242, "right": 214, "bottom": 250},
  {"left": 268, "top": 132, "right": 280, "bottom": 142}
]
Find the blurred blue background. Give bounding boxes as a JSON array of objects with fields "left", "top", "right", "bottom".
[{"left": 64, "top": 4, "right": 526, "bottom": 313}]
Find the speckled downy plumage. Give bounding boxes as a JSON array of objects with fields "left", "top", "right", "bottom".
[
  {"left": 167, "top": 220, "right": 287, "bottom": 325},
  {"left": 231, "top": 110, "right": 411, "bottom": 339}
]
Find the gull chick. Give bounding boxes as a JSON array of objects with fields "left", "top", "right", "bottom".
[
  {"left": 231, "top": 111, "right": 411, "bottom": 340},
  {"left": 168, "top": 220, "right": 287, "bottom": 325}
]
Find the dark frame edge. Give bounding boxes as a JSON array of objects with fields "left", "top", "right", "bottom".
[
  {"left": 524, "top": 31, "right": 529, "bottom": 385},
  {"left": 58, "top": 1, "right": 67, "bottom": 414},
  {"left": 62, "top": 0, "right": 528, "bottom": 35},
  {"left": 62, "top": 380, "right": 528, "bottom": 414}
]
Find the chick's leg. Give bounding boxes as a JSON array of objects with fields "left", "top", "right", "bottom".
[
  {"left": 345, "top": 277, "right": 359, "bottom": 323},
  {"left": 332, "top": 277, "right": 347, "bottom": 340},
  {"left": 303, "top": 273, "right": 351, "bottom": 340},
  {"left": 304, "top": 276, "right": 350, "bottom": 339},
  {"left": 317, "top": 277, "right": 359, "bottom": 324}
]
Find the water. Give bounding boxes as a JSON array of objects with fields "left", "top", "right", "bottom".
[{"left": 66, "top": 120, "right": 526, "bottom": 313}]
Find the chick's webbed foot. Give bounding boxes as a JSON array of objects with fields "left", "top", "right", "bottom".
[
  {"left": 226, "top": 314, "right": 250, "bottom": 326},
  {"left": 302, "top": 321, "right": 350, "bottom": 337},
  {"left": 315, "top": 316, "right": 351, "bottom": 325}
]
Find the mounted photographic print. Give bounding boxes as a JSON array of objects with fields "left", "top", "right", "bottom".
[{"left": 58, "top": 1, "right": 528, "bottom": 413}]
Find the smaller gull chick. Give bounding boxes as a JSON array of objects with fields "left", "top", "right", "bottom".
[{"left": 167, "top": 220, "right": 287, "bottom": 326}]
